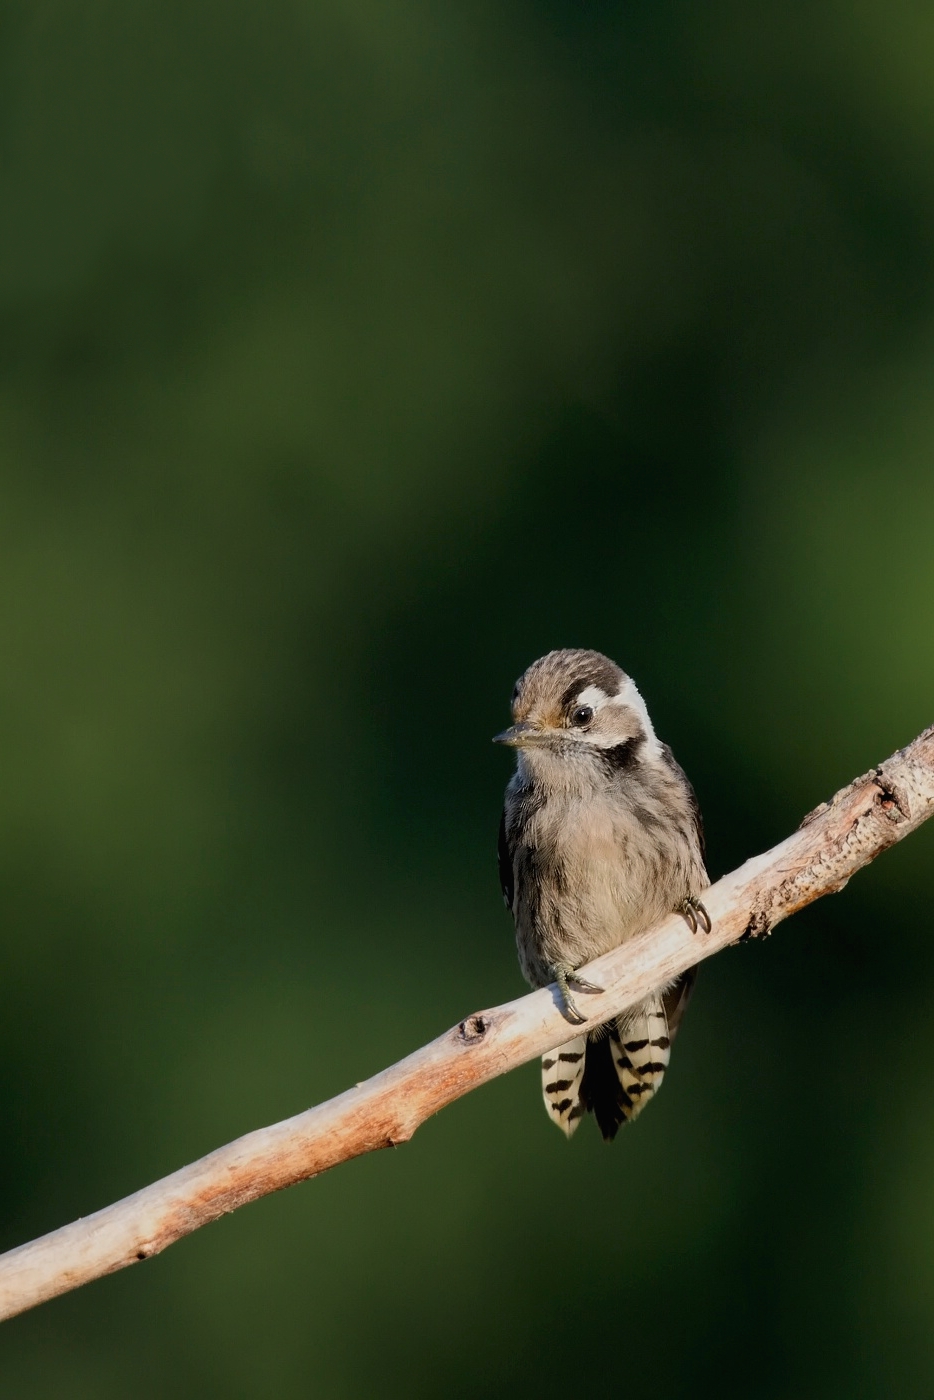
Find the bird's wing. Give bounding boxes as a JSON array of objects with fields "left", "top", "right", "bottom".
[
  {"left": 663, "top": 966, "right": 697, "bottom": 1042},
  {"left": 660, "top": 742, "right": 707, "bottom": 866},
  {"left": 497, "top": 808, "right": 514, "bottom": 911}
]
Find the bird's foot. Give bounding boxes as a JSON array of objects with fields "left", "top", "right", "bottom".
[
  {"left": 550, "top": 961, "right": 604, "bottom": 1024},
  {"left": 680, "top": 895, "right": 712, "bottom": 934}
]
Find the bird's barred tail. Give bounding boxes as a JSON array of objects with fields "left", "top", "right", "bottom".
[
  {"left": 541, "top": 972, "right": 696, "bottom": 1141},
  {"left": 604, "top": 997, "right": 672, "bottom": 1128},
  {"left": 541, "top": 1037, "right": 588, "bottom": 1138},
  {"left": 539, "top": 1002, "right": 668, "bottom": 1141},
  {"left": 579, "top": 997, "right": 671, "bottom": 1140}
]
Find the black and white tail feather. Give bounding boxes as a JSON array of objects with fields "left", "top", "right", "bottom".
[{"left": 543, "top": 973, "right": 695, "bottom": 1141}]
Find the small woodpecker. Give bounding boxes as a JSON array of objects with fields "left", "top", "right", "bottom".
[{"left": 495, "top": 648, "right": 710, "bottom": 1140}]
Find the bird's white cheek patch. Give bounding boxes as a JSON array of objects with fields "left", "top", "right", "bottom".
[{"left": 611, "top": 679, "right": 662, "bottom": 756}]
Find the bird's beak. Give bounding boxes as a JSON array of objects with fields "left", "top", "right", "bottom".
[{"left": 492, "top": 721, "right": 542, "bottom": 747}]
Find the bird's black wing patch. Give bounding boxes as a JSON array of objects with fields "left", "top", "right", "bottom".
[{"left": 497, "top": 808, "right": 514, "bottom": 911}]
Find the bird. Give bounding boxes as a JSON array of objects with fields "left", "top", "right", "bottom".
[{"left": 494, "top": 648, "right": 709, "bottom": 1141}]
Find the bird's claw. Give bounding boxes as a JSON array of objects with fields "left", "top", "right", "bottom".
[
  {"left": 680, "top": 896, "right": 711, "bottom": 934},
  {"left": 551, "top": 962, "right": 604, "bottom": 1024}
]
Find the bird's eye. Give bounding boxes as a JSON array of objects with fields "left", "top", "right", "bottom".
[{"left": 570, "top": 704, "right": 594, "bottom": 727}]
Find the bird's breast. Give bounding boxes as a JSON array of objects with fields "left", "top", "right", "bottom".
[{"left": 519, "top": 790, "right": 689, "bottom": 966}]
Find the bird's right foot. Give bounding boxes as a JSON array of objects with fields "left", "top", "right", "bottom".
[{"left": 550, "top": 961, "right": 604, "bottom": 1024}]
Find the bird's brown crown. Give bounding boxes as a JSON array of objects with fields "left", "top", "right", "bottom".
[{"left": 511, "top": 648, "right": 626, "bottom": 728}]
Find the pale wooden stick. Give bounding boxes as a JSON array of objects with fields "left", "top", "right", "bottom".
[{"left": 1, "top": 725, "right": 932, "bottom": 1323}]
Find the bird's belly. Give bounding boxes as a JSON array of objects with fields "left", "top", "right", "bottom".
[{"left": 515, "top": 811, "right": 689, "bottom": 984}]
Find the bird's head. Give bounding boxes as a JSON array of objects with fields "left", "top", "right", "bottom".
[{"left": 493, "top": 648, "right": 661, "bottom": 776}]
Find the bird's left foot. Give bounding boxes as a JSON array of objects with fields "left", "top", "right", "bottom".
[{"left": 680, "top": 896, "right": 711, "bottom": 934}]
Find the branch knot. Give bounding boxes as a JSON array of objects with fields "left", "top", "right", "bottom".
[
  {"left": 875, "top": 766, "right": 912, "bottom": 823},
  {"left": 457, "top": 1014, "right": 489, "bottom": 1044}
]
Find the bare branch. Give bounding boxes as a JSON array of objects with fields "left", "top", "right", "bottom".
[{"left": 1, "top": 725, "right": 932, "bottom": 1322}]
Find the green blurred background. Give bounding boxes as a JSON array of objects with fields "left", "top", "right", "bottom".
[{"left": 0, "top": 0, "right": 933, "bottom": 1395}]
